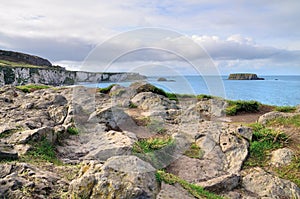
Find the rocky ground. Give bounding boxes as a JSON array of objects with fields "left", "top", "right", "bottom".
[{"left": 0, "top": 82, "right": 299, "bottom": 199}]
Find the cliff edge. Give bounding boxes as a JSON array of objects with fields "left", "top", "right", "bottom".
[{"left": 228, "top": 73, "right": 264, "bottom": 80}]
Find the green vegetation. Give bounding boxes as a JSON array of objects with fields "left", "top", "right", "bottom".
[
  {"left": 275, "top": 155, "right": 300, "bottom": 187},
  {"left": 98, "top": 84, "right": 117, "bottom": 94},
  {"left": 129, "top": 101, "right": 138, "bottom": 108},
  {"left": 156, "top": 170, "right": 224, "bottom": 199},
  {"left": 225, "top": 100, "right": 260, "bottom": 116},
  {"left": 184, "top": 143, "right": 204, "bottom": 159},
  {"left": 25, "top": 137, "right": 61, "bottom": 164},
  {"left": 267, "top": 115, "right": 300, "bottom": 127},
  {"left": 244, "top": 123, "right": 288, "bottom": 167},
  {"left": 0, "top": 59, "right": 48, "bottom": 68},
  {"left": 67, "top": 127, "right": 80, "bottom": 135},
  {"left": 197, "top": 94, "right": 214, "bottom": 100},
  {"left": 274, "top": 106, "right": 296, "bottom": 113},
  {"left": 16, "top": 84, "right": 51, "bottom": 93},
  {"left": 132, "top": 136, "right": 173, "bottom": 154},
  {"left": 0, "top": 129, "right": 20, "bottom": 139}
]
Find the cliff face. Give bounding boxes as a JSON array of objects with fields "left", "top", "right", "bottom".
[
  {"left": 0, "top": 49, "right": 146, "bottom": 86},
  {"left": 228, "top": 73, "right": 264, "bottom": 80},
  {"left": 0, "top": 66, "right": 146, "bottom": 86}
]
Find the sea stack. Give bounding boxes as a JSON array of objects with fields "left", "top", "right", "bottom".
[{"left": 228, "top": 73, "right": 264, "bottom": 80}]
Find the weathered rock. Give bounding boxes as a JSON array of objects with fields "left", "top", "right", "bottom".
[
  {"left": 258, "top": 111, "right": 288, "bottom": 124},
  {"left": 69, "top": 156, "right": 159, "bottom": 199},
  {"left": 0, "top": 142, "right": 18, "bottom": 160},
  {"left": 242, "top": 167, "right": 300, "bottom": 198},
  {"left": 167, "top": 123, "right": 250, "bottom": 192},
  {"left": 237, "top": 126, "right": 253, "bottom": 141},
  {"left": 88, "top": 106, "right": 138, "bottom": 132},
  {"left": 8, "top": 126, "right": 55, "bottom": 144},
  {"left": 84, "top": 130, "right": 138, "bottom": 161},
  {"left": 0, "top": 163, "right": 67, "bottom": 198},
  {"left": 271, "top": 148, "right": 294, "bottom": 167},
  {"left": 157, "top": 182, "right": 195, "bottom": 199}
]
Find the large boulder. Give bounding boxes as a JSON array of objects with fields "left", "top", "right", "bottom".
[
  {"left": 69, "top": 156, "right": 159, "bottom": 199},
  {"left": 83, "top": 130, "right": 138, "bottom": 161},
  {"left": 242, "top": 167, "right": 300, "bottom": 198},
  {"left": 167, "top": 123, "right": 250, "bottom": 193}
]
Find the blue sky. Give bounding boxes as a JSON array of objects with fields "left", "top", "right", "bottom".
[{"left": 0, "top": 0, "right": 299, "bottom": 75}]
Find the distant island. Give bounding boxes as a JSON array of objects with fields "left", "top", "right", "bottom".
[{"left": 228, "top": 73, "right": 264, "bottom": 80}]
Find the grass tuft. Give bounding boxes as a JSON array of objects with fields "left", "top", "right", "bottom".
[
  {"left": 156, "top": 170, "right": 224, "bottom": 199},
  {"left": 67, "top": 127, "right": 80, "bottom": 135},
  {"left": 16, "top": 84, "right": 51, "bottom": 93},
  {"left": 98, "top": 84, "right": 117, "bottom": 94},
  {"left": 274, "top": 106, "right": 296, "bottom": 113},
  {"left": 132, "top": 136, "right": 173, "bottom": 154},
  {"left": 267, "top": 115, "right": 300, "bottom": 128},
  {"left": 184, "top": 143, "right": 204, "bottom": 159}
]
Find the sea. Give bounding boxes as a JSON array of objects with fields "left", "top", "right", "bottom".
[{"left": 78, "top": 75, "right": 300, "bottom": 106}]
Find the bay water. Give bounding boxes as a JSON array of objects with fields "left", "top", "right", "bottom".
[{"left": 79, "top": 75, "right": 300, "bottom": 106}]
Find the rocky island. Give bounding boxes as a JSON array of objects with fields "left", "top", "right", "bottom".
[
  {"left": 228, "top": 73, "right": 264, "bottom": 80},
  {"left": 0, "top": 50, "right": 146, "bottom": 86}
]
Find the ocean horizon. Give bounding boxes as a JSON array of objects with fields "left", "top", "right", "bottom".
[{"left": 79, "top": 75, "right": 300, "bottom": 106}]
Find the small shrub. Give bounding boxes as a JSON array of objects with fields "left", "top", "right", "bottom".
[
  {"left": 67, "top": 127, "right": 80, "bottom": 135},
  {"left": 226, "top": 100, "right": 260, "bottom": 115},
  {"left": 197, "top": 94, "right": 213, "bottom": 100},
  {"left": 16, "top": 84, "right": 51, "bottom": 93},
  {"left": 132, "top": 136, "right": 173, "bottom": 154},
  {"left": 165, "top": 92, "right": 178, "bottom": 101},
  {"left": 156, "top": 170, "right": 224, "bottom": 199},
  {"left": 98, "top": 84, "right": 117, "bottom": 94},
  {"left": 274, "top": 106, "right": 296, "bottom": 113}
]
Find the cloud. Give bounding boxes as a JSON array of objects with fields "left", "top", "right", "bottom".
[{"left": 0, "top": 1, "right": 299, "bottom": 74}]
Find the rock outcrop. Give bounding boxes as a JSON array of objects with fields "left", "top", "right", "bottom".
[
  {"left": 0, "top": 83, "right": 299, "bottom": 199},
  {"left": 228, "top": 73, "right": 264, "bottom": 80}
]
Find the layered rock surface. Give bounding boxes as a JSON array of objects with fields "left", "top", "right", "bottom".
[{"left": 0, "top": 83, "right": 299, "bottom": 198}]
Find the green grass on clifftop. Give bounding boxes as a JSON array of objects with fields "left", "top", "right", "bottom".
[
  {"left": 0, "top": 59, "right": 48, "bottom": 68},
  {"left": 225, "top": 100, "right": 260, "bottom": 116},
  {"left": 16, "top": 84, "right": 51, "bottom": 93}
]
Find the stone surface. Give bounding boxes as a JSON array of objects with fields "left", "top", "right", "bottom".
[
  {"left": 8, "top": 126, "right": 55, "bottom": 144},
  {"left": 157, "top": 182, "right": 195, "bottom": 199},
  {"left": 0, "top": 142, "right": 18, "bottom": 160},
  {"left": 0, "top": 162, "right": 68, "bottom": 198},
  {"left": 271, "top": 148, "right": 294, "bottom": 167},
  {"left": 258, "top": 111, "right": 289, "bottom": 124},
  {"left": 242, "top": 167, "right": 300, "bottom": 198},
  {"left": 69, "top": 156, "right": 159, "bottom": 199}
]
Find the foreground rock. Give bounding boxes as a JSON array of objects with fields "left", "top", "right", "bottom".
[
  {"left": 69, "top": 156, "right": 159, "bottom": 199},
  {"left": 167, "top": 123, "right": 250, "bottom": 193},
  {"left": 242, "top": 167, "right": 300, "bottom": 198}
]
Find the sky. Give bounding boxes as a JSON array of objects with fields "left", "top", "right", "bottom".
[{"left": 0, "top": 0, "right": 300, "bottom": 75}]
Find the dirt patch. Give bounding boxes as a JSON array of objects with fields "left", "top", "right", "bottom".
[{"left": 227, "top": 105, "right": 274, "bottom": 123}]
